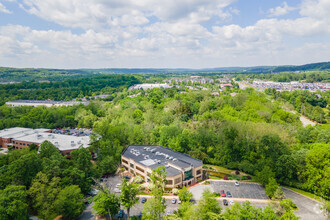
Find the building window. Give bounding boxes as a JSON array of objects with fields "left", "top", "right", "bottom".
[
  {"left": 196, "top": 169, "right": 201, "bottom": 175},
  {"left": 174, "top": 178, "right": 181, "bottom": 184},
  {"left": 130, "top": 170, "right": 134, "bottom": 174},
  {"left": 130, "top": 163, "right": 134, "bottom": 168},
  {"left": 167, "top": 180, "right": 173, "bottom": 185},
  {"left": 122, "top": 159, "right": 128, "bottom": 164},
  {"left": 184, "top": 169, "right": 193, "bottom": 180},
  {"left": 136, "top": 166, "right": 144, "bottom": 173}
]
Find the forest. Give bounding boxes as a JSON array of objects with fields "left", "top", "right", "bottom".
[{"left": 0, "top": 73, "right": 329, "bottom": 219}]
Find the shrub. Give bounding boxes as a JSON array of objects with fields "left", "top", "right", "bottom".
[
  {"left": 246, "top": 176, "right": 252, "bottom": 180},
  {"left": 172, "top": 188, "right": 179, "bottom": 195},
  {"left": 235, "top": 170, "right": 240, "bottom": 175},
  {"left": 133, "top": 176, "right": 144, "bottom": 184},
  {"left": 224, "top": 176, "right": 229, "bottom": 180}
]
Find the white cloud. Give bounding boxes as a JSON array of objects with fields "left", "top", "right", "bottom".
[
  {"left": 268, "top": 2, "right": 295, "bottom": 17},
  {"left": 0, "top": 0, "right": 329, "bottom": 68},
  {"left": 0, "top": 2, "right": 11, "bottom": 13},
  {"left": 20, "top": 0, "right": 236, "bottom": 29}
]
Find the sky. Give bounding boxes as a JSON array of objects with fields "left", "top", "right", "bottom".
[{"left": 0, "top": 0, "right": 329, "bottom": 69}]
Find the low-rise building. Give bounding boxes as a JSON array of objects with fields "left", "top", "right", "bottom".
[
  {"left": 6, "top": 100, "right": 88, "bottom": 107},
  {"left": 0, "top": 127, "right": 90, "bottom": 156},
  {"left": 121, "top": 145, "right": 203, "bottom": 189}
]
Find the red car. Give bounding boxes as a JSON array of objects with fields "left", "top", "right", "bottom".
[{"left": 220, "top": 190, "right": 226, "bottom": 197}]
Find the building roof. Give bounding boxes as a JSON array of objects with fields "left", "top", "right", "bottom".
[
  {"left": 0, "top": 127, "right": 41, "bottom": 138},
  {"left": 122, "top": 145, "right": 203, "bottom": 177},
  {"left": 6, "top": 100, "right": 88, "bottom": 106},
  {"left": 0, "top": 127, "right": 90, "bottom": 151}
]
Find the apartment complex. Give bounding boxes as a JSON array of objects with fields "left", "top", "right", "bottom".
[
  {"left": 121, "top": 145, "right": 203, "bottom": 189},
  {"left": 0, "top": 127, "right": 90, "bottom": 156}
]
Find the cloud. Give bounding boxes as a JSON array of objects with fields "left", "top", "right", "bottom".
[
  {"left": 0, "top": 2, "right": 12, "bottom": 13},
  {"left": 0, "top": 0, "right": 329, "bottom": 68},
  {"left": 20, "top": 0, "right": 236, "bottom": 29},
  {"left": 268, "top": 2, "right": 295, "bottom": 17}
]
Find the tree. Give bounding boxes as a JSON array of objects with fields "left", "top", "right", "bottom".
[
  {"left": 0, "top": 185, "right": 29, "bottom": 220},
  {"left": 28, "top": 172, "right": 62, "bottom": 220},
  {"left": 142, "top": 196, "right": 167, "bottom": 220},
  {"left": 178, "top": 187, "right": 193, "bottom": 202},
  {"left": 38, "top": 140, "right": 62, "bottom": 159},
  {"left": 71, "top": 146, "right": 92, "bottom": 172},
  {"left": 93, "top": 188, "right": 120, "bottom": 220},
  {"left": 120, "top": 178, "right": 139, "bottom": 219},
  {"left": 273, "top": 187, "right": 285, "bottom": 201},
  {"left": 302, "top": 145, "right": 330, "bottom": 199},
  {"left": 197, "top": 189, "right": 221, "bottom": 220},
  {"left": 142, "top": 167, "right": 167, "bottom": 219},
  {"left": 54, "top": 185, "right": 85, "bottom": 219},
  {"left": 256, "top": 166, "right": 275, "bottom": 186},
  {"left": 265, "top": 178, "right": 279, "bottom": 199}
]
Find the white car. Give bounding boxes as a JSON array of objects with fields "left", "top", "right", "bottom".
[
  {"left": 229, "top": 199, "right": 234, "bottom": 205},
  {"left": 178, "top": 199, "right": 182, "bottom": 204},
  {"left": 171, "top": 198, "right": 177, "bottom": 204},
  {"left": 235, "top": 181, "right": 239, "bottom": 186},
  {"left": 116, "top": 183, "right": 121, "bottom": 188},
  {"left": 114, "top": 188, "right": 121, "bottom": 193}
]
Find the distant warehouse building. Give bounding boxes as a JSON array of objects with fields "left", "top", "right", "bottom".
[
  {"left": 6, "top": 100, "right": 88, "bottom": 107},
  {"left": 121, "top": 145, "right": 203, "bottom": 188},
  {"left": 0, "top": 127, "right": 90, "bottom": 156}
]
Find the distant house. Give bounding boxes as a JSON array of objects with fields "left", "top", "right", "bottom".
[{"left": 121, "top": 145, "right": 203, "bottom": 188}]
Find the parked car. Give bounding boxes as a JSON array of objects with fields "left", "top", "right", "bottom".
[
  {"left": 141, "top": 198, "right": 147, "bottom": 203},
  {"left": 89, "top": 189, "right": 99, "bottom": 196},
  {"left": 178, "top": 199, "right": 182, "bottom": 204},
  {"left": 235, "top": 181, "right": 239, "bottom": 186},
  {"left": 114, "top": 188, "right": 121, "bottom": 193},
  {"left": 223, "top": 199, "right": 228, "bottom": 206},
  {"left": 166, "top": 211, "right": 171, "bottom": 215},
  {"left": 220, "top": 190, "right": 226, "bottom": 197},
  {"left": 171, "top": 198, "right": 177, "bottom": 204},
  {"left": 226, "top": 191, "right": 232, "bottom": 197},
  {"left": 229, "top": 199, "right": 234, "bottom": 205},
  {"left": 116, "top": 183, "right": 121, "bottom": 188},
  {"left": 118, "top": 210, "right": 124, "bottom": 218}
]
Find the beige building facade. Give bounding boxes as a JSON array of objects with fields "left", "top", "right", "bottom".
[{"left": 122, "top": 145, "right": 203, "bottom": 188}]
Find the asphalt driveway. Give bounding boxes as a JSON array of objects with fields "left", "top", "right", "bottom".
[{"left": 282, "top": 187, "right": 327, "bottom": 220}]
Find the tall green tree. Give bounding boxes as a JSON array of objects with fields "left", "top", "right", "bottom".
[
  {"left": 54, "top": 185, "right": 85, "bottom": 219},
  {"left": 120, "top": 178, "right": 139, "bottom": 219},
  {"left": 93, "top": 188, "right": 120, "bottom": 220},
  {"left": 0, "top": 185, "right": 29, "bottom": 220}
]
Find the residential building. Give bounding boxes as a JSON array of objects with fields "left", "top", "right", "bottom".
[{"left": 121, "top": 145, "right": 203, "bottom": 189}]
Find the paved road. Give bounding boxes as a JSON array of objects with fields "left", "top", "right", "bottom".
[{"left": 282, "top": 187, "right": 327, "bottom": 220}]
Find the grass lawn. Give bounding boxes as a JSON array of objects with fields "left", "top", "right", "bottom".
[
  {"left": 204, "top": 164, "right": 233, "bottom": 175},
  {"left": 209, "top": 175, "right": 222, "bottom": 180}
]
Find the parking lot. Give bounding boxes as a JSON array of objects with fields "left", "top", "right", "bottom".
[{"left": 210, "top": 181, "right": 268, "bottom": 200}]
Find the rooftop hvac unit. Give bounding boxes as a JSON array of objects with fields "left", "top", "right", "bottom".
[
  {"left": 169, "top": 156, "right": 173, "bottom": 160},
  {"left": 54, "top": 142, "right": 59, "bottom": 146},
  {"left": 144, "top": 155, "right": 149, "bottom": 159},
  {"left": 71, "top": 141, "right": 75, "bottom": 146},
  {"left": 37, "top": 134, "right": 43, "bottom": 139}
]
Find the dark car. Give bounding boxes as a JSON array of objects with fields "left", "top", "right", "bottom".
[
  {"left": 220, "top": 190, "right": 226, "bottom": 197},
  {"left": 141, "top": 198, "right": 147, "bottom": 203},
  {"left": 223, "top": 199, "right": 228, "bottom": 206},
  {"left": 226, "top": 191, "right": 232, "bottom": 197},
  {"left": 118, "top": 209, "right": 124, "bottom": 218}
]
